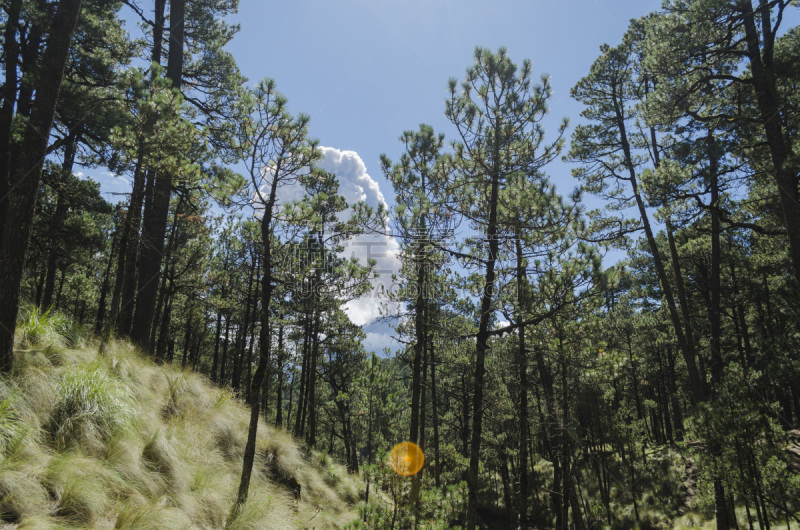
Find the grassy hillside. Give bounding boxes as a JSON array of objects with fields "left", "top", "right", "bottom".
[{"left": 0, "top": 309, "right": 362, "bottom": 529}]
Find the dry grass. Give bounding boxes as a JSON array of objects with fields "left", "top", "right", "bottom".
[{"left": 0, "top": 316, "right": 362, "bottom": 528}]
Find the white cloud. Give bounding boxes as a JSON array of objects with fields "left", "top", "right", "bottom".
[
  {"left": 361, "top": 319, "right": 401, "bottom": 356},
  {"left": 315, "top": 146, "right": 388, "bottom": 209},
  {"left": 315, "top": 147, "right": 400, "bottom": 326},
  {"left": 263, "top": 146, "right": 401, "bottom": 327},
  {"left": 363, "top": 330, "right": 396, "bottom": 355}
]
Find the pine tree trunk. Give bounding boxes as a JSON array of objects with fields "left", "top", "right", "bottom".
[
  {"left": 219, "top": 315, "right": 231, "bottom": 385},
  {"left": 294, "top": 313, "right": 311, "bottom": 437},
  {"left": 618, "top": 109, "right": 704, "bottom": 403},
  {"left": 410, "top": 221, "right": 427, "bottom": 520},
  {"left": 275, "top": 324, "right": 284, "bottom": 427},
  {"left": 306, "top": 309, "right": 321, "bottom": 447},
  {"left": 707, "top": 133, "right": 730, "bottom": 530},
  {"left": 130, "top": 0, "right": 184, "bottom": 351},
  {"left": 466, "top": 167, "right": 500, "bottom": 529},
  {"left": 233, "top": 255, "right": 256, "bottom": 393},
  {"left": 0, "top": 0, "right": 23, "bottom": 243},
  {"left": 117, "top": 150, "right": 147, "bottom": 336},
  {"left": 211, "top": 312, "right": 222, "bottom": 382},
  {"left": 515, "top": 235, "right": 530, "bottom": 528},
  {"left": 245, "top": 305, "right": 256, "bottom": 400},
  {"left": 181, "top": 318, "right": 193, "bottom": 369},
  {"left": 95, "top": 228, "right": 119, "bottom": 335},
  {"left": 430, "top": 331, "right": 441, "bottom": 488},
  {"left": 0, "top": 0, "right": 84, "bottom": 372},
  {"left": 666, "top": 217, "right": 703, "bottom": 403},
  {"left": 155, "top": 286, "right": 173, "bottom": 361},
  {"left": 148, "top": 180, "right": 182, "bottom": 353},
  {"left": 232, "top": 160, "right": 282, "bottom": 518}
]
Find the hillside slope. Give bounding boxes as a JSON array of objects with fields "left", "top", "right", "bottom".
[{"left": 0, "top": 310, "right": 361, "bottom": 529}]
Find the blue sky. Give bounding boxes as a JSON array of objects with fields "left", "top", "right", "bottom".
[{"left": 226, "top": 0, "right": 665, "bottom": 201}]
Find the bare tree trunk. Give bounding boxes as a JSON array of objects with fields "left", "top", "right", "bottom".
[
  {"left": 219, "top": 315, "right": 231, "bottom": 385},
  {"left": 294, "top": 313, "right": 311, "bottom": 437},
  {"left": 430, "top": 332, "right": 441, "bottom": 488},
  {"left": 95, "top": 228, "right": 119, "bottom": 335},
  {"left": 0, "top": 0, "right": 84, "bottom": 372},
  {"left": 466, "top": 167, "right": 500, "bottom": 529},
  {"left": 306, "top": 309, "right": 321, "bottom": 447},
  {"left": 275, "top": 324, "right": 284, "bottom": 427},
  {"left": 232, "top": 161, "right": 282, "bottom": 519},
  {"left": 130, "top": 0, "right": 184, "bottom": 351},
  {"left": 117, "top": 149, "right": 147, "bottom": 336},
  {"left": 515, "top": 235, "right": 530, "bottom": 528},
  {"left": 707, "top": 133, "right": 729, "bottom": 530}
]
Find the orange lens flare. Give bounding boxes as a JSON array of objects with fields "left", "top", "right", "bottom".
[{"left": 389, "top": 442, "right": 424, "bottom": 476}]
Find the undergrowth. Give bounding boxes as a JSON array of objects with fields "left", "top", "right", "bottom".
[{"left": 0, "top": 309, "right": 361, "bottom": 528}]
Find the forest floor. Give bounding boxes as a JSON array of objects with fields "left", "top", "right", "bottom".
[
  {"left": 0, "top": 319, "right": 362, "bottom": 529},
  {"left": 678, "top": 457, "right": 699, "bottom": 516}
]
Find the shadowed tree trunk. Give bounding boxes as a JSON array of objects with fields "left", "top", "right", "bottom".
[
  {"left": 233, "top": 167, "right": 279, "bottom": 514},
  {"left": 0, "top": 0, "right": 84, "bottom": 372},
  {"left": 130, "top": 0, "right": 184, "bottom": 351},
  {"left": 737, "top": 0, "right": 800, "bottom": 286},
  {"left": 116, "top": 148, "right": 146, "bottom": 336},
  {"left": 95, "top": 227, "right": 120, "bottom": 335},
  {"left": 515, "top": 235, "right": 530, "bottom": 528},
  {"left": 0, "top": 0, "right": 23, "bottom": 243},
  {"left": 42, "top": 132, "right": 78, "bottom": 308},
  {"left": 466, "top": 163, "right": 500, "bottom": 528}
]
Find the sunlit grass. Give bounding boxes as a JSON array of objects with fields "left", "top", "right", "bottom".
[{"left": 0, "top": 310, "right": 362, "bottom": 527}]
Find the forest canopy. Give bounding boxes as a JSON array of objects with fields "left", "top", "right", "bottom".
[{"left": 1, "top": 1, "right": 799, "bottom": 528}]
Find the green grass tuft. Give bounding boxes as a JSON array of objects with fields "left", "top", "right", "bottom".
[
  {"left": 114, "top": 497, "right": 194, "bottom": 529},
  {"left": 228, "top": 487, "right": 295, "bottom": 530},
  {"left": 16, "top": 307, "right": 65, "bottom": 350},
  {"left": 141, "top": 430, "right": 187, "bottom": 493},
  {"left": 48, "top": 364, "right": 134, "bottom": 452},
  {"left": 0, "top": 397, "right": 30, "bottom": 461},
  {"left": 0, "top": 470, "right": 51, "bottom": 523},
  {"left": 45, "top": 453, "right": 126, "bottom": 525}
]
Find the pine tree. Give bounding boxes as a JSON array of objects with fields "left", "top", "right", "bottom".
[
  {"left": 0, "top": 0, "right": 85, "bottom": 372},
  {"left": 445, "top": 47, "right": 566, "bottom": 529}
]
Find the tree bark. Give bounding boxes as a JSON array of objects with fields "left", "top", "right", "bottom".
[
  {"left": 233, "top": 159, "right": 281, "bottom": 516},
  {"left": 275, "top": 324, "right": 284, "bottom": 427},
  {"left": 430, "top": 330, "right": 441, "bottom": 488},
  {"left": 707, "top": 132, "right": 730, "bottom": 530},
  {"left": 466, "top": 165, "right": 500, "bottom": 529},
  {"left": 95, "top": 227, "right": 119, "bottom": 335},
  {"left": 515, "top": 235, "right": 530, "bottom": 528},
  {"left": 306, "top": 308, "right": 322, "bottom": 447},
  {"left": 410, "top": 196, "right": 428, "bottom": 521},
  {"left": 615, "top": 95, "right": 704, "bottom": 403},
  {"left": 211, "top": 311, "right": 222, "bottom": 382},
  {"left": 0, "top": 0, "right": 23, "bottom": 245},
  {"left": 294, "top": 313, "right": 311, "bottom": 437},
  {"left": 0, "top": 0, "right": 84, "bottom": 372},
  {"left": 117, "top": 149, "right": 147, "bottom": 336},
  {"left": 130, "top": 0, "right": 184, "bottom": 351}
]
